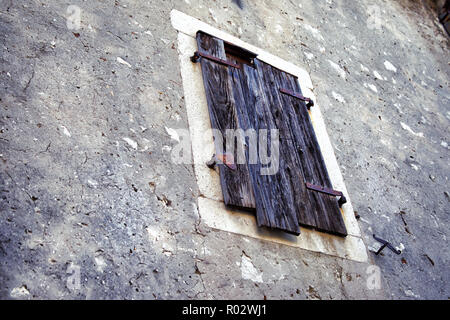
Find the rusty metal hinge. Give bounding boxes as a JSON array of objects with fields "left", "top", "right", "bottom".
[
  {"left": 305, "top": 182, "right": 347, "bottom": 207},
  {"left": 280, "top": 88, "right": 314, "bottom": 109},
  {"left": 206, "top": 153, "right": 237, "bottom": 171},
  {"left": 191, "top": 51, "right": 241, "bottom": 69}
]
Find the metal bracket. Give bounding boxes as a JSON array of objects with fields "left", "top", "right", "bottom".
[
  {"left": 372, "top": 234, "right": 402, "bottom": 255},
  {"left": 205, "top": 153, "right": 237, "bottom": 171},
  {"left": 305, "top": 182, "right": 347, "bottom": 207},
  {"left": 280, "top": 88, "right": 314, "bottom": 109},
  {"left": 191, "top": 51, "right": 241, "bottom": 69},
  {"left": 206, "top": 155, "right": 217, "bottom": 169}
]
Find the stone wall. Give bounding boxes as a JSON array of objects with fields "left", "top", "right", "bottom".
[{"left": 0, "top": 0, "right": 448, "bottom": 299}]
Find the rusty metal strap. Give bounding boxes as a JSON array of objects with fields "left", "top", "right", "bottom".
[
  {"left": 280, "top": 88, "right": 314, "bottom": 109},
  {"left": 306, "top": 182, "right": 342, "bottom": 196},
  {"left": 306, "top": 182, "right": 347, "bottom": 207},
  {"left": 191, "top": 51, "right": 240, "bottom": 69}
]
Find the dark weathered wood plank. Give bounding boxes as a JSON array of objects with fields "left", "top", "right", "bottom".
[
  {"left": 196, "top": 32, "right": 256, "bottom": 210},
  {"left": 273, "top": 66, "right": 347, "bottom": 236},
  {"left": 236, "top": 61, "right": 301, "bottom": 235},
  {"left": 255, "top": 61, "right": 319, "bottom": 229}
]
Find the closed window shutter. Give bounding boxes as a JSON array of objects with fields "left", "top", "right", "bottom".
[
  {"left": 265, "top": 62, "right": 348, "bottom": 237},
  {"left": 196, "top": 31, "right": 347, "bottom": 237},
  {"left": 196, "top": 32, "right": 256, "bottom": 210}
]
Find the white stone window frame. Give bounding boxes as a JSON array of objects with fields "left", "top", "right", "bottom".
[{"left": 171, "top": 10, "right": 368, "bottom": 263}]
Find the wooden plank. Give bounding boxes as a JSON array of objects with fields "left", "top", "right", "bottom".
[
  {"left": 253, "top": 61, "right": 319, "bottom": 229},
  {"left": 272, "top": 65, "right": 348, "bottom": 236},
  {"left": 196, "top": 32, "right": 256, "bottom": 210},
  {"left": 236, "top": 61, "right": 301, "bottom": 235}
]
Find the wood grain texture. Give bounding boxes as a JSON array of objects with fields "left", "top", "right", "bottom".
[
  {"left": 196, "top": 32, "right": 346, "bottom": 236},
  {"left": 196, "top": 32, "right": 256, "bottom": 210},
  {"left": 271, "top": 64, "right": 347, "bottom": 236},
  {"left": 237, "top": 61, "right": 301, "bottom": 235},
  {"left": 253, "top": 61, "right": 317, "bottom": 230}
]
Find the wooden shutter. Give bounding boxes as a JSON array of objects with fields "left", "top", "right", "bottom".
[
  {"left": 196, "top": 32, "right": 256, "bottom": 209},
  {"left": 195, "top": 31, "right": 347, "bottom": 237}
]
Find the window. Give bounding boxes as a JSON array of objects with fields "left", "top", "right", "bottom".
[{"left": 193, "top": 31, "right": 347, "bottom": 237}]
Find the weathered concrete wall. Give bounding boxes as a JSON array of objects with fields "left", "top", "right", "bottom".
[{"left": 0, "top": 0, "right": 448, "bottom": 299}]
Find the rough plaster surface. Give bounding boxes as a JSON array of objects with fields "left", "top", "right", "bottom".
[{"left": 0, "top": 0, "right": 448, "bottom": 299}]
